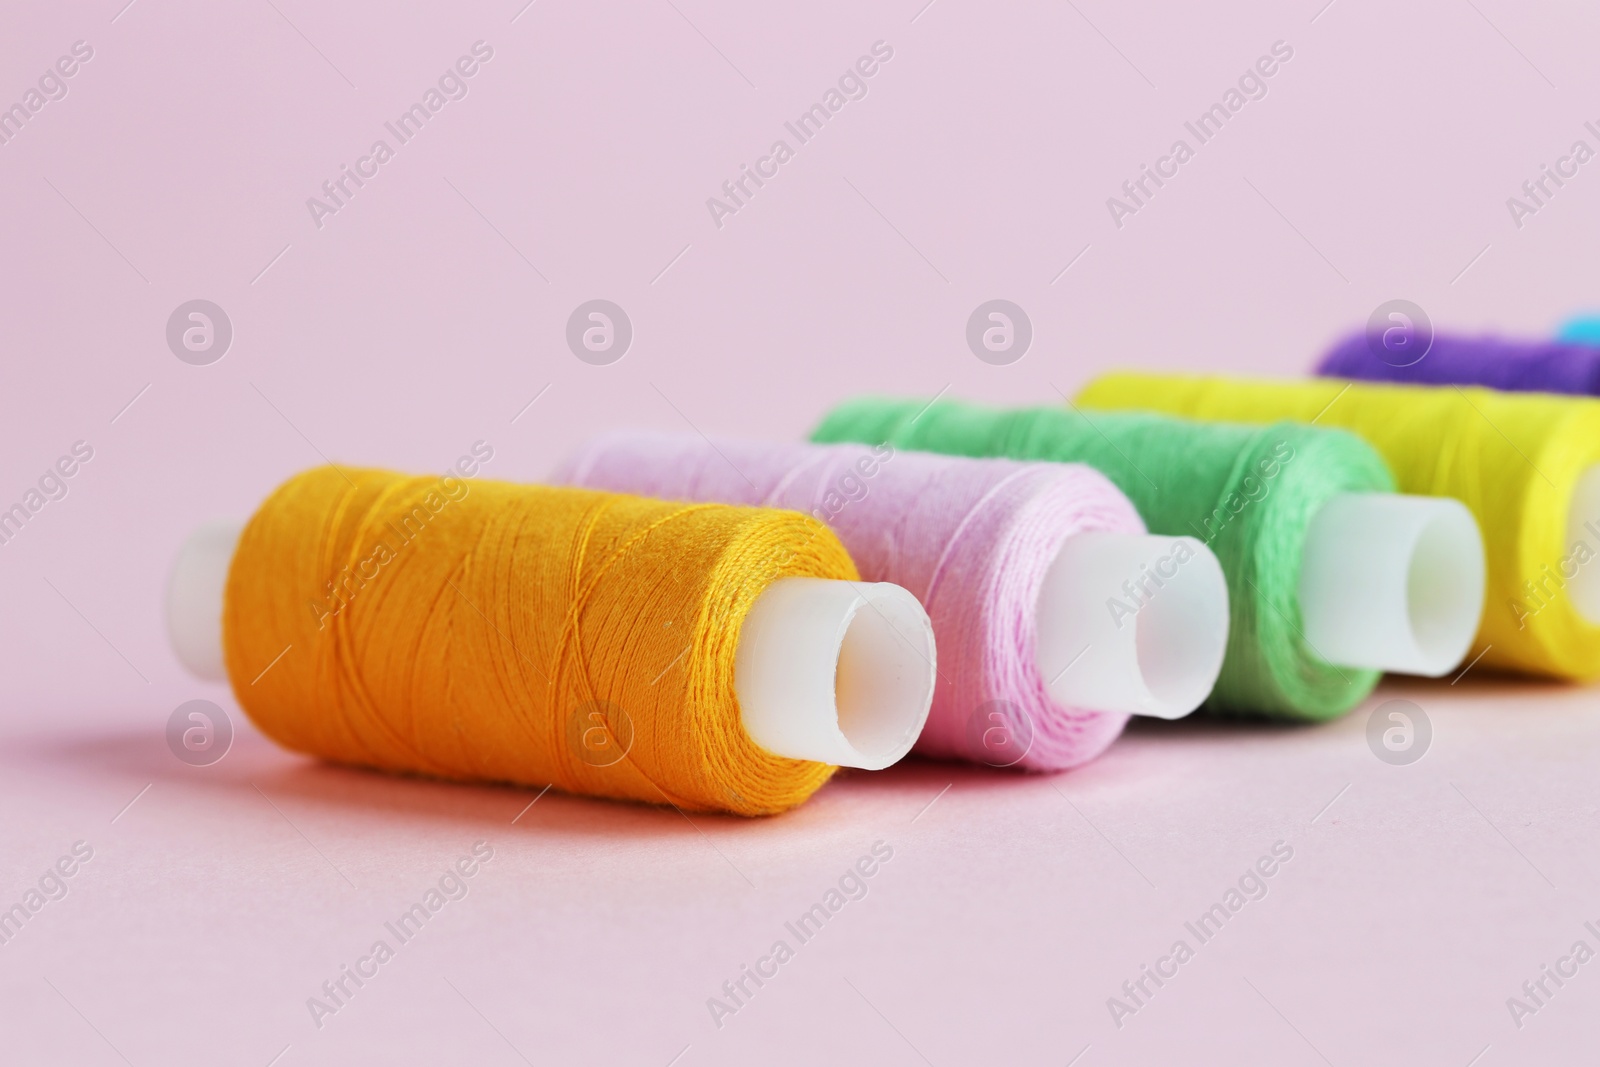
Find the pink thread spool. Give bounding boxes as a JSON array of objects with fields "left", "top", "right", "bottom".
[{"left": 557, "top": 434, "right": 1229, "bottom": 771}]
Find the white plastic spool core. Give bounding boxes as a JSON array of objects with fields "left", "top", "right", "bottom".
[
  {"left": 167, "top": 521, "right": 240, "bottom": 681},
  {"left": 165, "top": 525, "right": 937, "bottom": 771},
  {"left": 1035, "top": 532, "right": 1230, "bottom": 720},
  {"left": 1566, "top": 465, "right": 1600, "bottom": 624},
  {"left": 1298, "top": 493, "right": 1485, "bottom": 677},
  {"left": 734, "top": 577, "right": 936, "bottom": 770}
]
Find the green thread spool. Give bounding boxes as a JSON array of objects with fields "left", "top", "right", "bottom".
[{"left": 813, "top": 397, "right": 1400, "bottom": 720}]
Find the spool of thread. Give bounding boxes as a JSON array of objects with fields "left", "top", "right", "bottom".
[
  {"left": 815, "top": 397, "right": 1485, "bottom": 720},
  {"left": 1557, "top": 315, "right": 1600, "bottom": 346},
  {"left": 558, "top": 433, "right": 1231, "bottom": 770},
  {"left": 1078, "top": 372, "right": 1600, "bottom": 680},
  {"left": 166, "top": 466, "right": 939, "bottom": 815},
  {"left": 1317, "top": 331, "right": 1600, "bottom": 396}
]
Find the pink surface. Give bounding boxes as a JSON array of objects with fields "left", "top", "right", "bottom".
[{"left": 3, "top": 0, "right": 1600, "bottom": 1063}]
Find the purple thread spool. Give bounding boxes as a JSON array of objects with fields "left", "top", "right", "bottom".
[{"left": 1317, "top": 331, "right": 1600, "bottom": 396}]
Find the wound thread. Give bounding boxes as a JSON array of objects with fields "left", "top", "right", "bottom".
[
  {"left": 558, "top": 432, "right": 1145, "bottom": 770},
  {"left": 1318, "top": 332, "right": 1600, "bottom": 396},
  {"left": 223, "top": 465, "right": 860, "bottom": 815},
  {"left": 812, "top": 396, "right": 1394, "bottom": 720},
  {"left": 1077, "top": 372, "right": 1600, "bottom": 680}
]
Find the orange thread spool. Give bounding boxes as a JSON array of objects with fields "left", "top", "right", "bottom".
[{"left": 223, "top": 466, "right": 861, "bottom": 815}]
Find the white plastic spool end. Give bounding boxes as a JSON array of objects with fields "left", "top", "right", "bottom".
[
  {"left": 1565, "top": 465, "right": 1600, "bottom": 624},
  {"left": 167, "top": 521, "right": 240, "bottom": 682},
  {"left": 1035, "top": 533, "right": 1230, "bottom": 720},
  {"left": 734, "top": 577, "right": 936, "bottom": 770},
  {"left": 1298, "top": 493, "right": 1485, "bottom": 677},
  {"left": 168, "top": 527, "right": 938, "bottom": 771}
]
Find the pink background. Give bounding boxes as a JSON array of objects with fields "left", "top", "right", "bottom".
[{"left": 3, "top": 0, "right": 1599, "bottom": 1063}]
